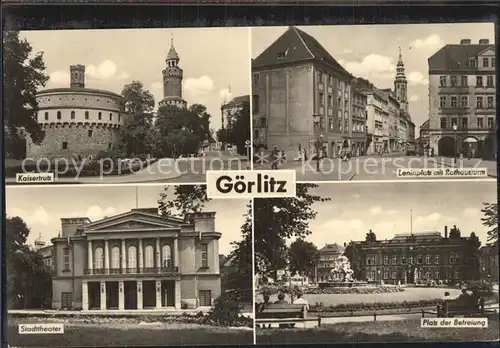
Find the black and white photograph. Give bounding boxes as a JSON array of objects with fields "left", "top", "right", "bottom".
[
  {"left": 5, "top": 185, "right": 253, "bottom": 346},
  {"left": 251, "top": 23, "right": 496, "bottom": 181},
  {"left": 254, "top": 182, "right": 499, "bottom": 344},
  {"left": 4, "top": 28, "right": 251, "bottom": 185}
]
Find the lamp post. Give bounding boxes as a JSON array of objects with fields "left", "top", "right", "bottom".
[
  {"left": 315, "top": 134, "right": 323, "bottom": 172},
  {"left": 452, "top": 124, "right": 458, "bottom": 162},
  {"left": 245, "top": 140, "right": 251, "bottom": 169}
]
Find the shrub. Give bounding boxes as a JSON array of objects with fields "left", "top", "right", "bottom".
[{"left": 204, "top": 292, "right": 251, "bottom": 327}]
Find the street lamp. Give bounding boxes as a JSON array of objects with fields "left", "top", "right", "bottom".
[
  {"left": 452, "top": 124, "right": 458, "bottom": 161},
  {"left": 315, "top": 134, "right": 323, "bottom": 172},
  {"left": 245, "top": 140, "right": 251, "bottom": 169}
]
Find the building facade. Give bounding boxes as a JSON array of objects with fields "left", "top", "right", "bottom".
[
  {"left": 160, "top": 38, "right": 187, "bottom": 109},
  {"left": 383, "top": 89, "right": 401, "bottom": 153},
  {"left": 50, "top": 209, "right": 221, "bottom": 310},
  {"left": 428, "top": 38, "right": 496, "bottom": 159},
  {"left": 26, "top": 65, "right": 125, "bottom": 160},
  {"left": 364, "top": 88, "right": 388, "bottom": 155},
  {"left": 316, "top": 243, "right": 345, "bottom": 282},
  {"left": 351, "top": 226, "right": 479, "bottom": 284},
  {"left": 221, "top": 95, "right": 249, "bottom": 131},
  {"left": 419, "top": 119, "right": 430, "bottom": 150},
  {"left": 351, "top": 88, "right": 368, "bottom": 156},
  {"left": 252, "top": 26, "right": 355, "bottom": 158},
  {"left": 480, "top": 242, "right": 499, "bottom": 282}
]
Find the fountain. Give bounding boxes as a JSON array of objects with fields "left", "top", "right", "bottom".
[{"left": 318, "top": 255, "right": 368, "bottom": 289}]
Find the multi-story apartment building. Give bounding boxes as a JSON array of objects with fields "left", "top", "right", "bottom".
[
  {"left": 351, "top": 226, "right": 480, "bottom": 284},
  {"left": 428, "top": 38, "right": 496, "bottom": 159},
  {"left": 419, "top": 120, "right": 430, "bottom": 150},
  {"left": 397, "top": 109, "right": 409, "bottom": 151},
  {"left": 480, "top": 242, "right": 499, "bottom": 282},
  {"left": 252, "top": 26, "right": 354, "bottom": 158},
  {"left": 316, "top": 243, "right": 345, "bottom": 282},
  {"left": 351, "top": 87, "right": 368, "bottom": 156},
  {"left": 407, "top": 120, "right": 416, "bottom": 146},
  {"left": 382, "top": 89, "right": 401, "bottom": 153},
  {"left": 363, "top": 88, "right": 388, "bottom": 155},
  {"left": 50, "top": 208, "right": 221, "bottom": 310},
  {"left": 221, "top": 95, "right": 250, "bottom": 130}
]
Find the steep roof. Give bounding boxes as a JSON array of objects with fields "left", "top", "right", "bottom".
[
  {"left": 319, "top": 243, "right": 345, "bottom": 253},
  {"left": 166, "top": 44, "right": 180, "bottom": 61},
  {"left": 428, "top": 43, "right": 495, "bottom": 71},
  {"left": 224, "top": 95, "right": 249, "bottom": 108},
  {"left": 252, "top": 26, "right": 352, "bottom": 78}
]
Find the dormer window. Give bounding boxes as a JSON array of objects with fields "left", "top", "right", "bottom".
[
  {"left": 277, "top": 48, "right": 289, "bottom": 59},
  {"left": 468, "top": 59, "right": 476, "bottom": 68}
]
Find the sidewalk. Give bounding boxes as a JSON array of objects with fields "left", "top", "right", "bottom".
[{"left": 436, "top": 157, "right": 497, "bottom": 178}]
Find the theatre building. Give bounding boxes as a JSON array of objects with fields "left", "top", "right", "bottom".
[
  {"left": 50, "top": 208, "right": 221, "bottom": 311},
  {"left": 351, "top": 226, "right": 479, "bottom": 284}
]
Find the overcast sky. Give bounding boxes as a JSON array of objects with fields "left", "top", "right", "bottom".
[
  {"left": 6, "top": 185, "right": 249, "bottom": 256},
  {"left": 21, "top": 28, "right": 251, "bottom": 131},
  {"left": 299, "top": 181, "right": 496, "bottom": 248},
  {"left": 252, "top": 23, "right": 495, "bottom": 135}
]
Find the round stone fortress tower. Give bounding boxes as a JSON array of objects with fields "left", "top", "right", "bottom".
[
  {"left": 159, "top": 37, "right": 187, "bottom": 109},
  {"left": 27, "top": 65, "right": 125, "bottom": 160}
]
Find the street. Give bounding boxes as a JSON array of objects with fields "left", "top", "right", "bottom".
[{"left": 253, "top": 156, "right": 497, "bottom": 181}]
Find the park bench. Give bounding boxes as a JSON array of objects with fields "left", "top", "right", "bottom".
[
  {"left": 422, "top": 297, "right": 496, "bottom": 318},
  {"left": 255, "top": 303, "right": 321, "bottom": 329}
]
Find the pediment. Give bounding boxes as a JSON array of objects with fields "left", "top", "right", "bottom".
[
  {"left": 84, "top": 211, "right": 184, "bottom": 233},
  {"left": 478, "top": 48, "right": 495, "bottom": 57}
]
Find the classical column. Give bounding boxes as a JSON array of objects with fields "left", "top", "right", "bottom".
[
  {"left": 104, "top": 240, "right": 110, "bottom": 272},
  {"left": 82, "top": 281, "right": 89, "bottom": 310},
  {"left": 155, "top": 280, "right": 162, "bottom": 309},
  {"left": 175, "top": 280, "right": 181, "bottom": 309},
  {"left": 173, "top": 238, "right": 179, "bottom": 269},
  {"left": 121, "top": 239, "right": 127, "bottom": 272},
  {"left": 87, "top": 240, "right": 93, "bottom": 274},
  {"left": 137, "top": 281, "right": 143, "bottom": 310},
  {"left": 118, "top": 281, "right": 124, "bottom": 310},
  {"left": 138, "top": 239, "right": 144, "bottom": 272},
  {"left": 156, "top": 238, "right": 161, "bottom": 272},
  {"left": 100, "top": 281, "right": 107, "bottom": 310}
]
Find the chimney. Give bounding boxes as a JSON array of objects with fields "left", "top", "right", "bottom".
[
  {"left": 460, "top": 39, "right": 471, "bottom": 45},
  {"left": 444, "top": 225, "right": 448, "bottom": 239},
  {"left": 189, "top": 212, "right": 216, "bottom": 233},
  {"left": 479, "top": 39, "right": 490, "bottom": 45},
  {"left": 70, "top": 64, "right": 85, "bottom": 88}
]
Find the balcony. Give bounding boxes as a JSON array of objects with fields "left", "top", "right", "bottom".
[{"left": 84, "top": 266, "right": 179, "bottom": 275}]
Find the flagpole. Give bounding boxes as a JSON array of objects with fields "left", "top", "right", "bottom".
[{"left": 410, "top": 209, "right": 413, "bottom": 236}]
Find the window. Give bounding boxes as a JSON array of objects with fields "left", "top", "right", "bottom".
[
  {"left": 110, "top": 246, "right": 120, "bottom": 269},
  {"left": 461, "top": 117, "right": 468, "bottom": 129},
  {"left": 392, "top": 271, "right": 397, "bottom": 279},
  {"left": 476, "top": 96, "right": 483, "bottom": 109},
  {"left": 435, "top": 270, "right": 440, "bottom": 279},
  {"left": 384, "top": 269, "right": 389, "bottom": 279},
  {"left": 409, "top": 256, "right": 414, "bottom": 264},
  {"left": 328, "top": 117, "right": 334, "bottom": 130},
  {"left": 108, "top": 143, "right": 112, "bottom": 150},
  {"left": 440, "top": 96, "right": 446, "bottom": 108},
  {"left": 401, "top": 257, "right": 407, "bottom": 265},
  {"left": 61, "top": 292, "right": 73, "bottom": 309},
  {"left": 384, "top": 256, "right": 389, "bottom": 265},
  {"left": 319, "top": 71, "right": 324, "bottom": 83},
  {"left": 328, "top": 95, "right": 333, "bottom": 107},
  {"left": 425, "top": 255, "right": 431, "bottom": 264},
  {"left": 468, "top": 59, "right": 476, "bottom": 68},
  {"left": 451, "top": 118, "right": 458, "bottom": 127},
  {"left": 162, "top": 245, "right": 172, "bottom": 268},
  {"left": 88, "top": 130, "right": 93, "bottom": 137},
  {"left": 252, "top": 73, "right": 260, "bottom": 85},
  {"left": 259, "top": 117, "right": 267, "bottom": 127},
  {"left": 417, "top": 255, "right": 423, "bottom": 264},
  {"left": 98, "top": 112, "right": 102, "bottom": 120},
  {"left": 476, "top": 76, "right": 483, "bottom": 87},
  {"left": 483, "top": 58, "right": 489, "bottom": 67},
  {"left": 450, "top": 76, "right": 457, "bottom": 86},
  {"left": 487, "top": 76, "right": 494, "bottom": 87},
  {"left": 63, "top": 248, "right": 70, "bottom": 270},
  {"left": 201, "top": 244, "right": 208, "bottom": 268},
  {"left": 461, "top": 76, "right": 468, "bottom": 87},
  {"left": 434, "top": 255, "right": 440, "bottom": 264},
  {"left": 454, "top": 269, "right": 460, "bottom": 279},
  {"left": 392, "top": 256, "right": 397, "bottom": 265},
  {"left": 252, "top": 95, "right": 259, "bottom": 114},
  {"left": 328, "top": 75, "right": 333, "bottom": 85},
  {"left": 441, "top": 117, "right": 446, "bottom": 129},
  {"left": 450, "top": 96, "right": 457, "bottom": 108},
  {"left": 319, "top": 92, "right": 324, "bottom": 106},
  {"left": 199, "top": 290, "right": 211, "bottom": 306},
  {"left": 460, "top": 96, "right": 468, "bottom": 108},
  {"left": 144, "top": 245, "right": 154, "bottom": 268},
  {"left": 492, "top": 58, "right": 496, "bottom": 67},
  {"left": 128, "top": 246, "right": 137, "bottom": 270},
  {"left": 118, "top": 114, "right": 121, "bottom": 122},
  {"left": 85, "top": 111, "right": 89, "bottom": 119},
  {"left": 439, "top": 76, "right": 446, "bottom": 87},
  {"left": 109, "top": 113, "right": 113, "bottom": 121},
  {"left": 62, "top": 142, "right": 68, "bottom": 150},
  {"left": 488, "top": 96, "right": 494, "bottom": 108},
  {"left": 44, "top": 112, "right": 49, "bottom": 120},
  {"left": 487, "top": 117, "right": 494, "bottom": 128},
  {"left": 476, "top": 117, "right": 484, "bottom": 128},
  {"left": 57, "top": 111, "right": 62, "bottom": 120},
  {"left": 94, "top": 247, "right": 104, "bottom": 269}
]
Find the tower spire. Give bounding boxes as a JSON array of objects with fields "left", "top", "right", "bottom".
[{"left": 171, "top": 33, "right": 174, "bottom": 47}]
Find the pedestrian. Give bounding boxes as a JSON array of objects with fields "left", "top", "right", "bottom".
[{"left": 472, "top": 148, "right": 476, "bottom": 158}]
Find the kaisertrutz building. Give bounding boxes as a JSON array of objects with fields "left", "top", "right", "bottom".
[
  {"left": 350, "top": 226, "right": 480, "bottom": 284},
  {"left": 350, "top": 88, "right": 367, "bottom": 156},
  {"left": 480, "top": 242, "right": 499, "bottom": 282},
  {"left": 26, "top": 65, "right": 125, "bottom": 160},
  {"left": 428, "top": 38, "right": 496, "bottom": 159},
  {"left": 159, "top": 38, "right": 187, "bottom": 109},
  {"left": 50, "top": 209, "right": 221, "bottom": 310},
  {"left": 252, "top": 26, "right": 355, "bottom": 158},
  {"left": 316, "top": 243, "right": 345, "bottom": 282}
]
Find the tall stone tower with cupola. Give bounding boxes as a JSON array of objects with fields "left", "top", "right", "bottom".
[
  {"left": 160, "top": 37, "right": 187, "bottom": 109},
  {"left": 394, "top": 47, "right": 408, "bottom": 114}
]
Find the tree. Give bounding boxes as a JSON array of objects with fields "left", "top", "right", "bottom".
[
  {"left": 288, "top": 239, "right": 319, "bottom": 279},
  {"left": 481, "top": 202, "right": 498, "bottom": 243},
  {"left": 463, "top": 232, "right": 481, "bottom": 281},
  {"left": 4, "top": 31, "right": 49, "bottom": 157},
  {"left": 158, "top": 185, "right": 211, "bottom": 222},
  {"left": 216, "top": 128, "right": 229, "bottom": 147},
  {"left": 365, "top": 229, "right": 377, "bottom": 242},
  {"left": 116, "top": 81, "right": 156, "bottom": 156},
  {"left": 343, "top": 242, "right": 365, "bottom": 281},
  {"left": 449, "top": 225, "right": 461, "bottom": 239},
  {"left": 225, "top": 102, "right": 250, "bottom": 155},
  {"left": 253, "top": 183, "right": 330, "bottom": 280}
]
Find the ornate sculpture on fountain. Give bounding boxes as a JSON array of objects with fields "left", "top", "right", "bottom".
[{"left": 329, "top": 255, "right": 355, "bottom": 282}]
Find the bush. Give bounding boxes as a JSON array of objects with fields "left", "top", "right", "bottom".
[
  {"left": 309, "top": 298, "right": 443, "bottom": 313},
  {"left": 303, "top": 286, "right": 405, "bottom": 295},
  {"left": 203, "top": 292, "right": 252, "bottom": 327}
]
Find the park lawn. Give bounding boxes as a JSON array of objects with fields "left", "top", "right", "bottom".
[{"left": 256, "top": 318, "right": 499, "bottom": 344}]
